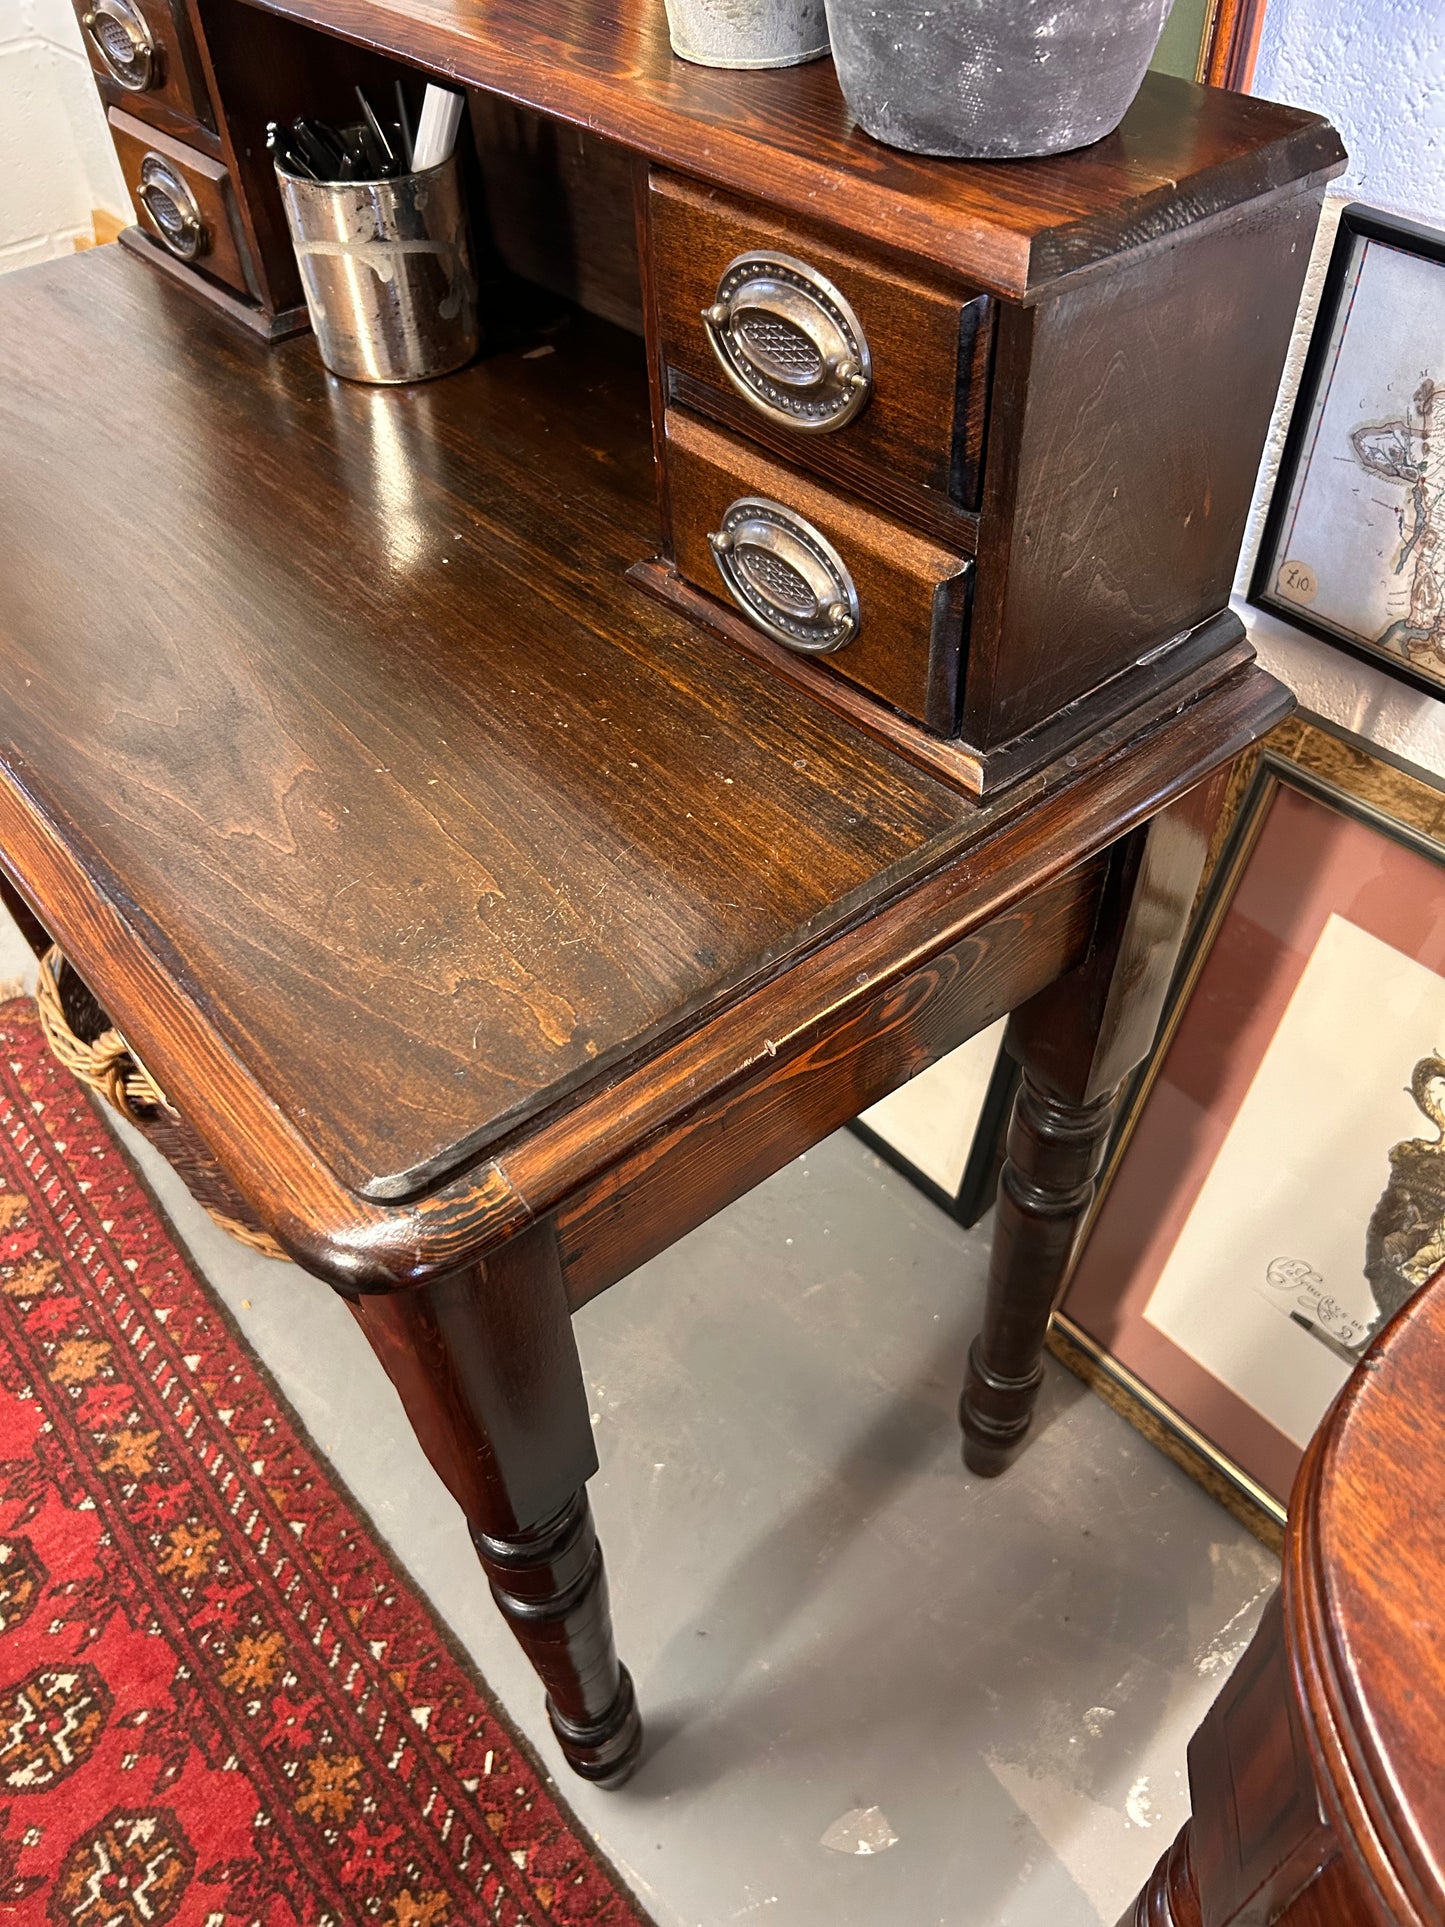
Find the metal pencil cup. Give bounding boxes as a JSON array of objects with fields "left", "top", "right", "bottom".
[{"left": 275, "top": 150, "right": 479, "bottom": 384}]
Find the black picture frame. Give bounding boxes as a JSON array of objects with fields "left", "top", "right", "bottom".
[
  {"left": 1249, "top": 203, "right": 1445, "bottom": 700},
  {"left": 849, "top": 1040, "right": 1018, "bottom": 1230}
]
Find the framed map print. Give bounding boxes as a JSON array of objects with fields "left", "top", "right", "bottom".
[
  {"left": 1055, "top": 716, "right": 1445, "bottom": 1537},
  {"left": 1251, "top": 206, "right": 1445, "bottom": 698}
]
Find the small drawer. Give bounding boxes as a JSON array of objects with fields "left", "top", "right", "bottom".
[
  {"left": 648, "top": 171, "right": 992, "bottom": 531},
  {"left": 75, "top": 0, "right": 214, "bottom": 134},
  {"left": 667, "top": 409, "right": 971, "bottom": 735},
  {"left": 110, "top": 109, "right": 254, "bottom": 299}
]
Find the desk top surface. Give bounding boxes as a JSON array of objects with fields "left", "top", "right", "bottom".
[
  {"left": 246, "top": 0, "right": 1342, "bottom": 299},
  {"left": 0, "top": 248, "right": 980, "bottom": 1201}
]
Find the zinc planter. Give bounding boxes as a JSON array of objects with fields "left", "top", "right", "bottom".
[
  {"left": 663, "top": 0, "right": 830, "bottom": 69},
  {"left": 825, "top": 0, "right": 1175, "bottom": 158}
]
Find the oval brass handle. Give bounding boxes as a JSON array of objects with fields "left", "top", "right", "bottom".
[
  {"left": 81, "top": 0, "right": 158, "bottom": 91},
  {"left": 707, "top": 497, "right": 859, "bottom": 654},
  {"left": 701, "top": 250, "right": 872, "bottom": 434},
  {"left": 137, "top": 156, "right": 207, "bottom": 262}
]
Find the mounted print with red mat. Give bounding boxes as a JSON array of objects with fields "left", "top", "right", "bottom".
[{"left": 0, "top": 988, "right": 651, "bottom": 1927}]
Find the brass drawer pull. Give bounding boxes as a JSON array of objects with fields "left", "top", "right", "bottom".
[
  {"left": 707, "top": 496, "right": 859, "bottom": 653},
  {"left": 701, "top": 251, "right": 872, "bottom": 434},
  {"left": 82, "top": 0, "right": 158, "bottom": 91},
  {"left": 136, "top": 154, "right": 208, "bottom": 261}
]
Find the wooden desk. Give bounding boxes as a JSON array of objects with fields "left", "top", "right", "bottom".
[{"left": 2, "top": 0, "right": 1335, "bottom": 1785}]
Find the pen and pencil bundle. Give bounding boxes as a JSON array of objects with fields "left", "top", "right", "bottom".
[{"left": 268, "top": 81, "right": 466, "bottom": 183}]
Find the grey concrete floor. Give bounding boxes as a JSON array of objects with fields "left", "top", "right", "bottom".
[{"left": 0, "top": 912, "right": 1277, "bottom": 1926}]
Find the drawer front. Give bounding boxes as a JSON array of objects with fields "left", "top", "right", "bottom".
[
  {"left": 649, "top": 171, "right": 992, "bottom": 530},
  {"left": 110, "top": 109, "right": 254, "bottom": 298},
  {"left": 667, "top": 409, "right": 971, "bottom": 735},
  {"left": 76, "top": 0, "right": 214, "bottom": 134}
]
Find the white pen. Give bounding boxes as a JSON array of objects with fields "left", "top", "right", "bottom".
[{"left": 411, "top": 84, "right": 465, "bottom": 171}]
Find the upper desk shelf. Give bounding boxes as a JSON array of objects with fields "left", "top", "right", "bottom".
[
  {"left": 70, "top": 0, "right": 1344, "bottom": 792},
  {"left": 227, "top": 0, "right": 1340, "bottom": 301}
]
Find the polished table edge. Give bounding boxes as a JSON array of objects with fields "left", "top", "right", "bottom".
[
  {"left": 229, "top": 0, "right": 1344, "bottom": 301},
  {"left": 1283, "top": 1420, "right": 1441, "bottom": 1925},
  {"left": 0, "top": 658, "right": 1291, "bottom": 1293}
]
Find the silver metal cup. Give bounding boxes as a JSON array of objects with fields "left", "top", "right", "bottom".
[
  {"left": 275, "top": 150, "right": 479, "bottom": 384},
  {"left": 661, "top": 0, "right": 829, "bottom": 68}
]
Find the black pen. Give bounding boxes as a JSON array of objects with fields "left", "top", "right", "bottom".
[
  {"left": 394, "top": 80, "right": 415, "bottom": 169},
  {"left": 356, "top": 87, "right": 397, "bottom": 172}
]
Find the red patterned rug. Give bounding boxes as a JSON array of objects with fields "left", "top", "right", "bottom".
[{"left": 0, "top": 990, "right": 650, "bottom": 1926}]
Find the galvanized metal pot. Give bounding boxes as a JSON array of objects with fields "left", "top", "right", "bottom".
[
  {"left": 662, "top": 0, "right": 829, "bottom": 70},
  {"left": 825, "top": 0, "right": 1175, "bottom": 159},
  {"left": 275, "top": 150, "right": 479, "bottom": 384}
]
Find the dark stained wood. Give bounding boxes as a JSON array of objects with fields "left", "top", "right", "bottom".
[
  {"left": 0, "top": 514, "right": 1288, "bottom": 1301},
  {"left": 110, "top": 104, "right": 257, "bottom": 298},
  {"left": 117, "top": 222, "right": 309, "bottom": 336},
  {"left": 471, "top": 100, "right": 644, "bottom": 337},
  {"left": 1120, "top": 1268, "right": 1445, "bottom": 1926},
  {"left": 647, "top": 169, "right": 991, "bottom": 533},
  {"left": 212, "top": 0, "right": 1342, "bottom": 301},
  {"left": 74, "top": 0, "right": 217, "bottom": 137},
  {"left": 188, "top": 0, "right": 414, "bottom": 317},
  {"left": 0, "top": 246, "right": 981, "bottom": 1205},
  {"left": 964, "top": 185, "right": 1325, "bottom": 750},
  {"left": 962, "top": 773, "right": 1231, "bottom": 1474},
  {"left": 665, "top": 406, "right": 971, "bottom": 734},
  {"left": 635, "top": 566, "right": 1261, "bottom": 800},
  {"left": 346, "top": 1220, "right": 643, "bottom": 1784},
  {"left": 0, "top": 20, "right": 1324, "bottom": 1778},
  {"left": 557, "top": 861, "right": 1101, "bottom": 1303}
]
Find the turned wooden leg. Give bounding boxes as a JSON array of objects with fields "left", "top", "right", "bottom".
[
  {"left": 962, "top": 778, "right": 1226, "bottom": 1476},
  {"left": 342, "top": 1220, "right": 642, "bottom": 1786},
  {"left": 962, "top": 1073, "right": 1119, "bottom": 1474},
  {"left": 1122, "top": 1824, "right": 1202, "bottom": 1927}
]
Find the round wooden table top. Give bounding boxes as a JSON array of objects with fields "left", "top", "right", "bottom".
[{"left": 1287, "top": 1270, "right": 1445, "bottom": 1927}]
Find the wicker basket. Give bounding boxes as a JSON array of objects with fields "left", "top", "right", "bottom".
[{"left": 35, "top": 947, "right": 287, "bottom": 1261}]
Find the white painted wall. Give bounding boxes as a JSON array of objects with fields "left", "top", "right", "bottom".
[
  {"left": 1238, "top": 0, "right": 1445, "bottom": 777},
  {"left": 0, "top": 0, "right": 126, "bottom": 270}
]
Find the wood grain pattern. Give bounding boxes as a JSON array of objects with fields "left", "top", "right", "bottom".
[
  {"left": 0, "top": 246, "right": 975, "bottom": 1204},
  {"left": 472, "top": 100, "right": 644, "bottom": 337},
  {"left": 346, "top": 1221, "right": 643, "bottom": 1784},
  {"left": 109, "top": 104, "right": 256, "bottom": 297},
  {"left": 964, "top": 185, "right": 1326, "bottom": 748},
  {"left": 1120, "top": 1274, "right": 1445, "bottom": 1926},
  {"left": 188, "top": 0, "right": 412, "bottom": 317},
  {"left": 665, "top": 407, "right": 971, "bottom": 734},
  {"left": 1287, "top": 1300, "right": 1445, "bottom": 1923},
  {"left": 648, "top": 169, "right": 991, "bottom": 531},
  {"left": 0, "top": 259, "right": 1290, "bottom": 1293},
  {"left": 209, "top": 0, "right": 1342, "bottom": 300}
]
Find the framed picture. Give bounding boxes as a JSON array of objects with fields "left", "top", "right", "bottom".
[
  {"left": 1055, "top": 715, "right": 1445, "bottom": 1538},
  {"left": 851, "top": 1019, "right": 1017, "bottom": 1229},
  {"left": 1151, "top": 0, "right": 1267, "bottom": 89},
  {"left": 1250, "top": 206, "right": 1445, "bottom": 700}
]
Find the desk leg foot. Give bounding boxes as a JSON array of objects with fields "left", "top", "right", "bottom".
[
  {"left": 474, "top": 1493, "right": 643, "bottom": 1787},
  {"left": 960, "top": 1074, "right": 1117, "bottom": 1476},
  {"left": 343, "top": 1221, "right": 643, "bottom": 1788}
]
